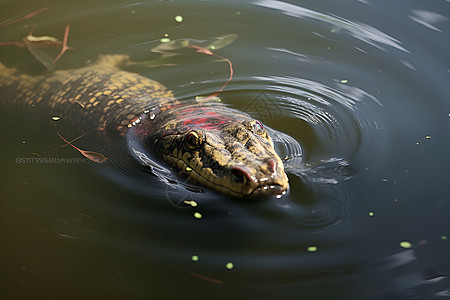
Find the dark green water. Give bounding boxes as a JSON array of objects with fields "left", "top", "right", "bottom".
[{"left": 1, "top": 0, "right": 449, "bottom": 299}]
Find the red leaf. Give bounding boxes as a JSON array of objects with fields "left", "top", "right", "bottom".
[
  {"left": 0, "top": 6, "right": 50, "bottom": 29},
  {"left": 188, "top": 44, "right": 213, "bottom": 55},
  {"left": 79, "top": 150, "right": 108, "bottom": 164},
  {"left": 57, "top": 132, "right": 107, "bottom": 164},
  {"left": 187, "top": 45, "right": 234, "bottom": 101},
  {"left": 188, "top": 271, "right": 223, "bottom": 284},
  {"left": 53, "top": 25, "right": 72, "bottom": 63}
]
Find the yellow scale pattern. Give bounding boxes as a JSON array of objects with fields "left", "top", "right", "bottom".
[{"left": 0, "top": 55, "right": 176, "bottom": 134}]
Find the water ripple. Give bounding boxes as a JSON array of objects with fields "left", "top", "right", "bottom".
[
  {"left": 248, "top": 75, "right": 382, "bottom": 165},
  {"left": 409, "top": 9, "right": 449, "bottom": 32},
  {"left": 253, "top": 0, "right": 409, "bottom": 52}
]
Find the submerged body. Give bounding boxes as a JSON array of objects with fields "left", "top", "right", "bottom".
[{"left": 0, "top": 55, "right": 288, "bottom": 197}]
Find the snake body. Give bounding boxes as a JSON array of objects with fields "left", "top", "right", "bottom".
[{"left": 0, "top": 55, "right": 289, "bottom": 197}]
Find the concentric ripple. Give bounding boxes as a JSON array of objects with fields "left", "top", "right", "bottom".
[
  {"left": 179, "top": 72, "right": 384, "bottom": 186},
  {"left": 155, "top": 68, "right": 384, "bottom": 231},
  {"left": 2, "top": 0, "right": 449, "bottom": 297},
  {"left": 49, "top": 0, "right": 388, "bottom": 263}
]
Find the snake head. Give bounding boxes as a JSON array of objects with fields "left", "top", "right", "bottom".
[{"left": 154, "top": 112, "right": 289, "bottom": 198}]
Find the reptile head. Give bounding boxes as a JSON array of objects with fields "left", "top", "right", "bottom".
[{"left": 151, "top": 105, "right": 289, "bottom": 198}]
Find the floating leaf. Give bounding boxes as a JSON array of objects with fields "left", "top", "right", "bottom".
[
  {"left": 22, "top": 25, "right": 72, "bottom": 69},
  {"left": 206, "top": 34, "right": 237, "bottom": 51},
  {"left": 57, "top": 132, "right": 107, "bottom": 163},
  {"left": 188, "top": 45, "right": 234, "bottom": 101},
  {"left": 0, "top": 7, "right": 74, "bottom": 69},
  {"left": 24, "top": 34, "right": 60, "bottom": 43},
  {"left": 132, "top": 38, "right": 192, "bottom": 67},
  {"left": 78, "top": 150, "right": 108, "bottom": 164},
  {"left": 26, "top": 42, "right": 55, "bottom": 70},
  {"left": 151, "top": 39, "right": 190, "bottom": 54},
  {"left": 130, "top": 37, "right": 234, "bottom": 98}
]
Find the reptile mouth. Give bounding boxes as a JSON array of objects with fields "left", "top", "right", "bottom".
[
  {"left": 162, "top": 153, "right": 289, "bottom": 198},
  {"left": 247, "top": 182, "right": 289, "bottom": 198}
]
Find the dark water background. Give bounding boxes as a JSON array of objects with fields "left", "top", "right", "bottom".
[{"left": 1, "top": 0, "right": 449, "bottom": 299}]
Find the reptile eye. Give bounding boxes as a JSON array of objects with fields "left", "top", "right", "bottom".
[
  {"left": 184, "top": 131, "right": 202, "bottom": 150},
  {"left": 252, "top": 121, "right": 264, "bottom": 135}
]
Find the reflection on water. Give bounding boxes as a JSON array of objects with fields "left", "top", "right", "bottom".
[
  {"left": 1, "top": 0, "right": 449, "bottom": 299},
  {"left": 253, "top": 0, "right": 409, "bottom": 52},
  {"left": 409, "top": 9, "right": 449, "bottom": 32}
]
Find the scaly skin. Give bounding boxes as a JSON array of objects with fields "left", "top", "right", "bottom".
[{"left": 0, "top": 55, "right": 289, "bottom": 197}]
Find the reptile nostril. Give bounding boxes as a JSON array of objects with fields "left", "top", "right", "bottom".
[
  {"left": 264, "top": 158, "right": 277, "bottom": 174},
  {"left": 231, "top": 166, "right": 251, "bottom": 184}
]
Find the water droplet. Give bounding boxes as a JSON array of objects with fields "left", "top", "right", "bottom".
[
  {"left": 191, "top": 255, "right": 199, "bottom": 262},
  {"left": 369, "top": 211, "right": 374, "bottom": 217}
]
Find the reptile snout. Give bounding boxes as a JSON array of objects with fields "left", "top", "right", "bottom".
[{"left": 230, "top": 157, "right": 289, "bottom": 197}]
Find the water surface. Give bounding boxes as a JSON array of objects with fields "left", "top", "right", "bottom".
[{"left": 1, "top": 0, "right": 449, "bottom": 299}]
